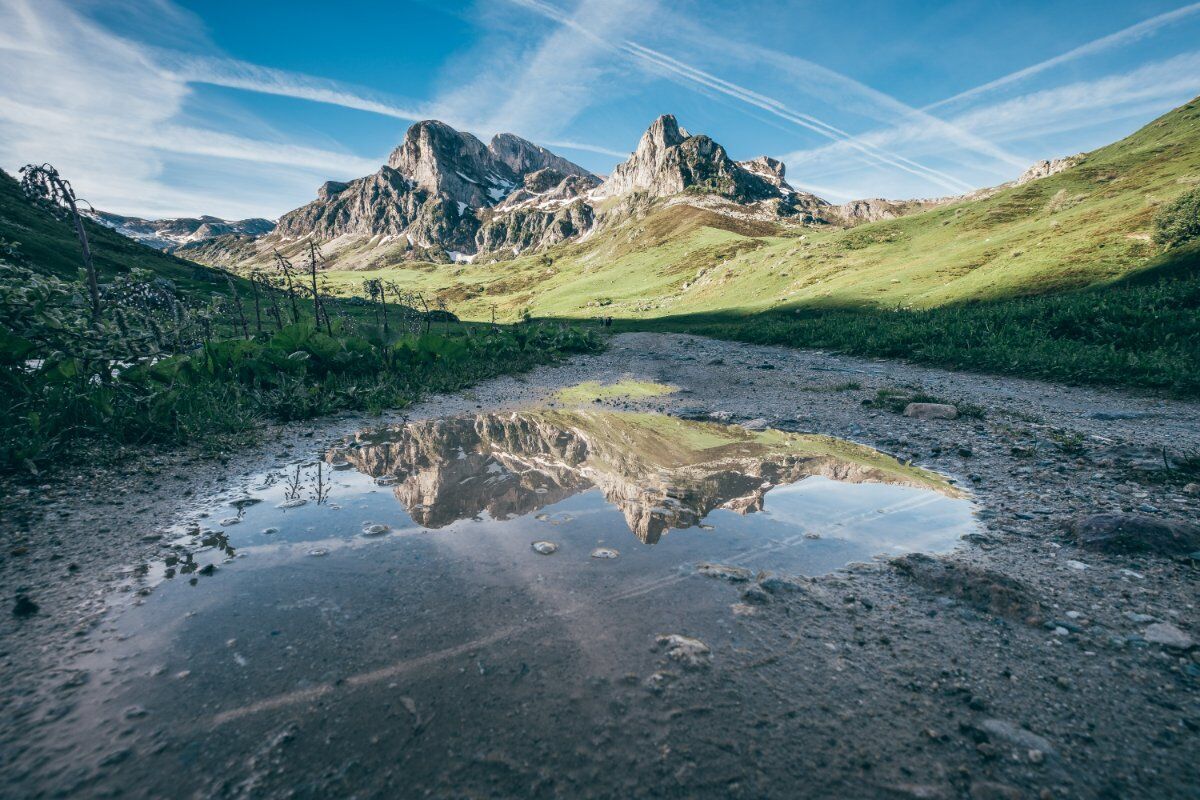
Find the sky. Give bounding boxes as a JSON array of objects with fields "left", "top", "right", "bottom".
[{"left": 2, "top": 0, "right": 1199, "bottom": 220}]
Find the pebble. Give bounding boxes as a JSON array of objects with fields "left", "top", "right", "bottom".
[
  {"left": 656, "top": 634, "right": 711, "bottom": 670},
  {"left": 1142, "top": 622, "right": 1193, "bottom": 649},
  {"left": 1065, "top": 560, "right": 1088, "bottom": 570},
  {"left": 219, "top": 517, "right": 241, "bottom": 526},
  {"left": 362, "top": 524, "right": 391, "bottom": 536},
  {"left": 261, "top": 527, "right": 279, "bottom": 535},
  {"left": 276, "top": 499, "right": 306, "bottom": 509},
  {"left": 531, "top": 541, "right": 558, "bottom": 555},
  {"left": 306, "top": 548, "right": 330, "bottom": 557},
  {"left": 590, "top": 547, "right": 619, "bottom": 559}
]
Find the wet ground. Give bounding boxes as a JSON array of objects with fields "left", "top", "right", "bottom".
[{"left": 2, "top": 333, "right": 1198, "bottom": 799}]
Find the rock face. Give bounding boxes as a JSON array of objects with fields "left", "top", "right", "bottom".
[
  {"left": 271, "top": 120, "right": 596, "bottom": 258},
  {"left": 833, "top": 198, "right": 940, "bottom": 225},
  {"left": 595, "top": 114, "right": 788, "bottom": 204},
  {"left": 90, "top": 211, "right": 274, "bottom": 252},
  {"left": 1015, "top": 155, "right": 1082, "bottom": 186}
]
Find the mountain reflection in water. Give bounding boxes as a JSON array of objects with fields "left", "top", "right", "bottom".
[{"left": 329, "top": 411, "right": 960, "bottom": 544}]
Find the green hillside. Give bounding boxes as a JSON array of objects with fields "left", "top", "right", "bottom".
[
  {"left": 313, "top": 96, "right": 1200, "bottom": 321},
  {"left": 0, "top": 169, "right": 232, "bottom": 292}
]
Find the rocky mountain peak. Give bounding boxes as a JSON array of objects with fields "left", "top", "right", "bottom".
[
  {"left": 597, "top": 114, "right": 788, "bottom": 205},
  {"left": 386, "top": 120, "right": 511, "bottom": 208},
  {"left": 488, "top": 133, "right": 591, "bottom": 180}
]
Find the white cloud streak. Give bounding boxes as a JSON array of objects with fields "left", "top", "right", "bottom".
[
  {"left": 505, "top": 0, "right": 976, "bottom": 194},
  {"left": 927, "top": 2, "right": 1200, "bottom": 111},
  {"left": 0, "top": 0, "right": 381, "bottom": 218}
]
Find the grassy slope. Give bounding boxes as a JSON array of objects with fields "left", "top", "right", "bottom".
[
  {"left": 311, "top": 97, "right": 1200, "bottom": 322},
  {"left": 0, "top": 170, "right": 232, "bottom": 293}
]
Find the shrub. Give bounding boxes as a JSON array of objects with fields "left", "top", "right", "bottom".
[{"left": 1153, "top": 188, "right": 1200, "bottom": 249}]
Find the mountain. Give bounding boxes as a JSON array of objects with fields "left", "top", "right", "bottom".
[
  {"left": 262, "top": 121, "right": 596, "bottom": 262},
  {"left": 190, "top": 115, "right": 839, "bottom": 271},
  {"left": 89, "top": 211, "right": 274, "bottom": 252},
  {"left": 294, "top": 95, "right": 1199, "bottom": 320}
]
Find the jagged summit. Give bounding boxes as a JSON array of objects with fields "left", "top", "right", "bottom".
[{"left": 596, "top": 113, "right": 788, "bottom": 203}]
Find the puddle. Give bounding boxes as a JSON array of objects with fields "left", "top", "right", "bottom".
[{"left": 36, "top": 411, "right": 977, "bottom": 794}]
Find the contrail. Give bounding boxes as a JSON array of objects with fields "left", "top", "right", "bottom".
[
  {"left": 927, "top": 2, "right": 1200, "bottom": 111},
  {"left": 620, "top": 42, "right": 975, "bottom": 194},
  {"left": 508, "top": 0, "right": 974, "bottom": 193}
]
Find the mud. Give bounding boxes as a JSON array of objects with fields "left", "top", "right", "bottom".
[{"left": 2, "top": 332, "right": 1198, "bottom": 799}]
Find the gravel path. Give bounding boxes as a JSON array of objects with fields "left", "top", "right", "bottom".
[{"left": 2, "top": 332, "right": 1197, "bottom": 799}]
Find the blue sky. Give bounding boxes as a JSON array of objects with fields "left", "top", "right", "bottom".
[{"left": 2, "top": 0, "right": 1199, "bottom": 219}]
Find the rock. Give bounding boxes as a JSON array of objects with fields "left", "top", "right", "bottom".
[
  {"left": 759, "top": 575, "right": 808, "bottom": 594},
  {"left": 656, "top": 634, "right": 711, "bottom": 670},
  {"left": 12, "top": 592, "right": 38, "bottom": 617},
  {"left": 375, "top": 476, "right": 399, "bottom": 486},
  {"left": 696, "top": 562, "right": 753, "bottom": 582},
  {"left": 1066, "top": 513, "right": 1200, "bottom": 556},
  {"left": 978, "top": 718, "right": 1056, "bottom": 756},
  {"left": 1143, "top": 622, "right": 1193, "bottom": 649},
  {"left": 306, "top": 548, "right": 329, "bottom": 557},
  {"left": 903, "top": 403, "right": 959, "bottom": 420},
  {"left": 362, "top": 523, "right": 391, "bottom": 536},
  {"left": 230, "top": 497, "right": 261, "bottom": 509},
  {"left": 892, "top": 553, "right": 1041, "bottom": 623},
  {"left": 1064, "top": 560, "right": 1088, "bottom": 571},
  {"left": 218, "top": 517, "right": 241, "bottom": 526},
  {"left": 740, "top": 417, "right": 770, "bottom": 430},
  {"left": 590, "top": 547, "right": 619, "bottom": 559},
  {"left": 531, "top": 541, "right": 558, "bottom": 555},
  {"left": 740, "top": 585, "right": 772, "bottom": 605},
  {"left": 261, "top": 527, "right": 279, "bottom": 535},
  {"left": 276, "top": 499, "right": 306, "bottom": 509},
  {"left": 1015, "top": 155, "right": 1081, "bottom": 185},
  {"left": 969, "top": 782, "right": 1024, "bottom": 800},
  {"left": 1183, "top": 483, "right": 1199, "bottom": 496}
]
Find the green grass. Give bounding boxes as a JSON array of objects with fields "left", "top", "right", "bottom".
[
  {"left": 629, "top": 243, "right": 1200, "bottom": 396},
  {"left": 553, "top": 379, "right": 677, "bottom": 405},
  {"left": 218, "top": 97, "right": 1200, "bottom": 327}
]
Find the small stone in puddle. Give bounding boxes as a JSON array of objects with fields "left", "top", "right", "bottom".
[
  {"left": 261, "top": 527, "right": 279, "bottom": 535},
  {"left": 219, "top": 517, "right": 241, "bottom": 527},
  {"left": 591, "top": 547, "right": 619, "bottom": 559},
  {"left": 696, "top": 562, "right": 752, "bottom": 582},
  {"left": 231, "top": 497, "right": 261, "bottom": 510},
  {"left": 362, "top": 524, "right": 390, "bottom": 536},
  {"left": 277, "top": 499, "right": 306, "bottom": 509},
  {"left": 531, "top": 541, "right": 558, "bottom": 555},
  {"left": 307, "top": 548, "right": 330, "bottom": 557},
  {"left": 656, "top": 634, "right": 711, "bottom": 670}
]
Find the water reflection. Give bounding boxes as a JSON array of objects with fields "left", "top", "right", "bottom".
[{"left": 329, "top": 410, "right": 960, "bottom": 544}]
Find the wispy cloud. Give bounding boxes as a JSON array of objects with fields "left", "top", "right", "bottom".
[
  {"left": 505, "top": 0, "right": 978, "bottom": 194},
  {"left": 927, "top": 2, "right": 1200, "bottom": 111},
  {"left": 0, "top": 0, "right": 380, "bottom": 218},
  {"left": 159, "top": 52, "right": 433, "bottom": 122},
  {"left": 784, "top": 51, "right": 1200, "bottom": 191}
]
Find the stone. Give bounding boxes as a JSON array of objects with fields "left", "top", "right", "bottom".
[
  {"left": 276, "top": 499, "right": 306, "bottom": 509},
  {"left": 656, "top": 634, "right": 711, "bottom": 670},
  {"left": 531, "top": 541, "right": 558, "bottom": 555},
  {"left": 740, "top": 585, "right": 772, "bottom": 605},
  {"left": 362, "top": 523, "right": 391, "bottom": 536},
  {"left": 892, "top": 553, "right": 1041, "bottom": 623},
  {"left": 759, "top": 575, "right": 808, "bottom": 594},
  {"left": 12, "top": 592, "right": 38, "bottom": 617},
  {"left": 696, "top": 562, "right": 752, "bottom": 582},
  {"left": 903, "top": 403, "right": 959, "bottom": 420},
  {"left": 590, "top": 547, "right": 619, "bottom": 559},
  {"left": 969, "top": 781, "right": 1024, "bottom": 800},
  {"left": 218, "top": 517, "right": 241, "bottom": 526},
  {"left": 306, "top": 548, "right": 329, "bottom": 557},
  {"left": 1066, "top": 513, "right": 1200, "bottom": 556},
  {"left": 978, "top": 718, "right": 1055, "bottom": 756},
  {"left": 1143, "top": 622, "right": 1193, "bottom": 649}
]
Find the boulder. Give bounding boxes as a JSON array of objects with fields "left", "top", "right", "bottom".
[
  {"left": 1066, "top": 513, "right": 1200, "bottom": 556},
  {"left": 903, "top": 402, "right": 958, "bottom": 420},
  {"left": 892, "top": 553, "right": 1041, "bottom": 623}
]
